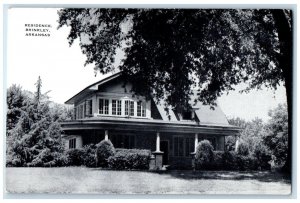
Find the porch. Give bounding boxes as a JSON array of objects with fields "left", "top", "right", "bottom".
[{"left": 61, "top": 118, "right": 241, "bottom": 169}]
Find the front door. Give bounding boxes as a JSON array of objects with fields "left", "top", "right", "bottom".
[{"left": 160, "top": 140, "right": 169, "bottom": 165}]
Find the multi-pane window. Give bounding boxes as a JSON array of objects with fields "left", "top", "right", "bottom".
[
  {"left": 85, "top": 100, "right": 92, "bottom": 116},
  {"left": 185, "top": 137, "right": 195, "bottom": 156},
  {"left": 125, "top": 100, "right": 129, "bottom": 116},
  {"left": 69, "top": 138, "right": 76, "bottom": 149},
  {"left": 174, "top": 137, "right": 194, "bottom": 157},
  {"left": 79, "top": 105, "right": 84, "bottom": 119},
  {"left": 125, "top": 100, "right": 135, "bottom": 116},
  {"left": 137, "top": 101, "right": 146, "bottom": 117},
  {"left": 99, "top": 99, "right": 109, "bottom": 115},
  {"left": 112, "top": 100, "right": 122, "bottom": 115},
  {"left": 111, "top": 134, "right": 135, "bottom": 149},
  {"left": 174, "top": 137, "right": 184, "bottom": 157},
  {"left": 112, "top": 100, "right": 117, "bottom": 115},
  {"left": 130, "top": 101, "right": 135, "bottom": 116},
  {"left": 117, "top": 100, "right": 121, "bottom": 115}
]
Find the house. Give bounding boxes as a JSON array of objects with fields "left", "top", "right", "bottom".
[{"left": 60, "top": 72, "right": 240, "bottom": 169}]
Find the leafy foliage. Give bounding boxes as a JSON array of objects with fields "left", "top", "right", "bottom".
[
  {"left": 82, "top": 144, "right": 97, "bottom": 167},
  {"left": 57, "top": 9, "right": 290, "bottom": 110},
  {"left": 58, "top": 8, "right": 292, "bottom": 172},
  {"left": 236, "top": 141, "right": 250, "bottom": 156},
  {"left": 6, "top": 79, "right": 73, "bottom": 167},
  {"left": 194, "top": 140, "right": 214, "bottom": 170},
  {"left": 263, "top": 104, "right": 288, "bottom": 166},
  {"left": 108, "top": 148, "right": 151, "bottom": 170},
  {"left": 225, "top": 135, "right": 236, "bottom": 151},
  {"left": 96, "top": 140, "right": 115, "bottom": 167},
  {"left": 65, "top": 148, "right": 85, "bottom": 166},
  {"left": 228, "top": 117, "right": 267, "bottom": 153}
]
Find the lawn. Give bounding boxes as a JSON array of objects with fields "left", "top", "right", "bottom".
[{"left": 5, "top": 167, "right": 291, "bottom": 195}]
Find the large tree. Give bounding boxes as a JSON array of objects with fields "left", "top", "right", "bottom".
[{"left": 58, "top": 8, "right": 292, "bottom": 173}]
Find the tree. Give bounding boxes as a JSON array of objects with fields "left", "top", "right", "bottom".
[
  {"left": 263, "top": 104, "right": 288, "bottom": 167},
  {"left": 6, "top": 78, "right": 72, "bottom": 167},
  {"left": 58, "top": 8, "right": 292, "bottom": 172},
  {"left": 228, "top": 117, "right": 267, "bottom": 153},
  {"left": 6, "top": 84, "right": 29, "bottom": 133}
]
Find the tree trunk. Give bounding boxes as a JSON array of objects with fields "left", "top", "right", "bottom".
[{"left": 271, "top": 9, "right": 293, "bottom": 175}]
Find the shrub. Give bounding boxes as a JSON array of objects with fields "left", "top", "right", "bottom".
[
  {"left": 222, "top": 151, "right": 237, "bottom": 170},
  {"left": 253, "top": 143, "right": 271, "bottom": 170},
  {"left": 108, "top": 148, "right": 151, "bottom": 170},
  {"left": 237, "top": 141, "right": 250, "bottom": 156},
  {"left": 65, "top": 148, "right": 85, "bottom": 166},
  {"left": 211, "top": 151, "right": 224, "bottom": 170},
  {"left": 225, "top": 136, "right": 236, "bottom": 151},
  {"left": 195, "top": 140, "right": 214, "bottom": 170},
  {"left": 236, "top": 154, "right": 260, "bottom": 171},
  {"left": 96, "top": 140, "right": 115, "bottom": 167},
  {"left": 82, "top": 144, "right": 97, "bottom": 167}
]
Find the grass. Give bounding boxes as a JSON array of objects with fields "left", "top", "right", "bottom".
[{"left": 5, "top": 167, "right": 291, "bottom": 195}]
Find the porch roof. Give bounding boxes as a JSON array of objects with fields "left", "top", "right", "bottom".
[{"left": 61, "top": 117, "right": 241, "bottom": 136}]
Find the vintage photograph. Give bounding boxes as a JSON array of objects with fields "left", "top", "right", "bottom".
[{"left": 5, "top": 7, "right": 293, "bottom": 195}]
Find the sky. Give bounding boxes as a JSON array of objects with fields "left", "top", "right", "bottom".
[{"left": 6, "top": 8, "right": 287, "bottom": 122}]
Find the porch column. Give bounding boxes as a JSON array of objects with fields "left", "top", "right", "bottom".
[
  {"left": 105, "top": 130, "right": 109, "bottom": 141},
  {"left": 235, "top": 135, "right": 239, "bottom": 152},
  {"left": 155, "top": 132, "right": 161, "bottom": 152},
  {"left": 194, "top": 133, "right": 199, "bottom": 153},
  {"left": 151, "top": 132, "right": 164, "bottom": 170}
]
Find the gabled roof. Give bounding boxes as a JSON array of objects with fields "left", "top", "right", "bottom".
[
  {"left": 65, "top": 72, "right": 122, "bottom": 104},
  {"left": 66, "top": 72, "right": 230, "bottom": 126},
  {"left": 155, "top": 95, "right": 229, "bottom": 126}
]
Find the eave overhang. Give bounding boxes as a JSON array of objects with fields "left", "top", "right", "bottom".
[
  {"left": 60, "top": 118, "right": 241, "bottom": 136},
  {"left": 65, "top": 72, "right": 122, "bottom": 104}
]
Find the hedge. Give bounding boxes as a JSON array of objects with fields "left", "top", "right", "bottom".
[
  {"left": 65, "top": 148, "right": 85, "bottom": 166},
  {"left": 195, "top": 150, "right": 271, "bottom": 171},
  {"left": 107, "top": 148, "right": 151, "bottom": 170}
]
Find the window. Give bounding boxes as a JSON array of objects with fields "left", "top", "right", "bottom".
[
  {"left": 99, "top": 99, "right": 109, "bottom": 115},
  {"left": 112, "top": 100, "right": 117, "bottom": 115},
  {"left": 130, "top": 101, "right": 135, "bottom": 116},
  {"left": 174, "top": 137, "right": 194, "bottom": 157},
  {"left": 78, "top": 105, "right": 84, "bottom": 119},
  {"left": 110, "top": 134, "right": 135, "bottom": 149},
  {"left": 185, "top": 137, "right": 194, "bottom": 156},
  {"left": 125, "top": 100, "right": 129, "bottom": 116},
  {"left": 85, "top": 100, "right": 92, "bottom": 115},
  {"left": 112, "top": 99, "right": 122, "bottom": 115},
  {"left": 182, "top": 110, "right": 192, "bottom": 120},
  {"left": 137, "top": 101, "right": 146, "bottom": 117},
  {"left": 174, "top": 137, "right": 184, "bottom": 157},
  {"left": 69, "top": 138, "right": 76, "bottom": 149},
  {"left": 75, "top": 107, "right": 78, "bottom": 119},
  {"left": 125, "top": 100, "right": 135, "bottom": 116},
  {"left": 117, "top": 100, "right": 121, "bottom": 115}
]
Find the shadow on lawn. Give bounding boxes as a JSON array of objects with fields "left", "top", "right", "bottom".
[{"left": 152, "top": 170, "right": 291, "bottom": 184}]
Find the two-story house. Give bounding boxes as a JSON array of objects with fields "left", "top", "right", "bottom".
[{"left": 60, "top": 72, "right": 240, "bottom": 169}]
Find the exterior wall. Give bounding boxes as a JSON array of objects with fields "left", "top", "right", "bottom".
[{"left": 73, "top": 79, "right": 151, "bottom": 119}]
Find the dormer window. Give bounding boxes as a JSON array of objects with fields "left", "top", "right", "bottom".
[
  {"left": 125, "top": 100, "right": 135, "bottom": 116},
  {"left": 182, "top": 110, "right": 192, "bottom": 120},
  {"left": 99, "top": 99, "right": 109, "bottom": 115},
  {"left": 112, "top": 99, "right": 122, "bottom": 115},
  {"left": 85, "top": 100, "right": 92, "bottom": 116},
  {"left": 137, "top": 101, "right": 146, "bottom": 117},
  {"left": 178, "top": 109, "right": 195, "bottom": 121}
]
